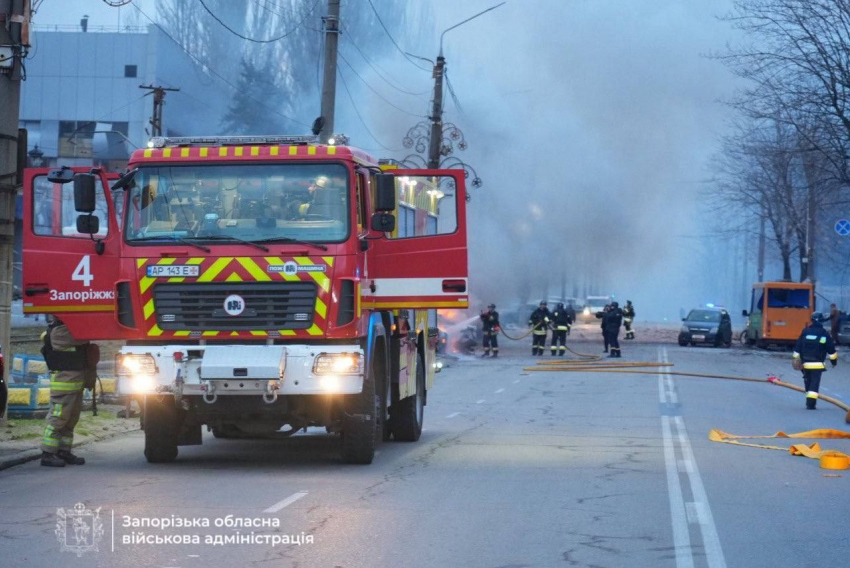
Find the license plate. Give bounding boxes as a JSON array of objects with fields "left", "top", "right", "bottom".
[
  {"left": 146, "top": 265, "right": 200, "bottom": 278},
  {"left": 691, "top": 335, "right": 705, "bottom": 341}
]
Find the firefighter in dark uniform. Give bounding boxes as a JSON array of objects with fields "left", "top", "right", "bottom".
[
  {"left": 550, "top": 303, "right": 570, "bottom": 356},
  {"left": 565, "top": 302, "right": 576, "bottom": 335},
  {"left": 596, "top": 304, "right": 611, "bottom": 353},
  {"left": 528, "top": 301, "right": 551, "bottom": 356},
  {"left": 480, "top": 303, "right": 500, "bottom": 357},
  {"left": 792, "top": 313, "right": 838, "bottom": 409},
  {"left": 40, "top": 318, "right": 98, "bottom": 467},
  {"left": 623, "top": 300, "right": 636, "bottom": 340},
  {"left": 604, "top": 302, "right": 624, "bottom": 358}
]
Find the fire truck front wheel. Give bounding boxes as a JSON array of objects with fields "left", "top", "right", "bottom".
[
  {"left": 392, "top": 353, "right": 425, "bottom": 442},
  {"left": 143, "top": 395, "right": 179, "bottom": 463},
  {"left": 340, "top": 364, "right": 378, "bottom": 465}
]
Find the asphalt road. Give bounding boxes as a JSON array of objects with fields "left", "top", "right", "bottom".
[{"left": 1, "top": 335, "right": 849, "bottom": 568}]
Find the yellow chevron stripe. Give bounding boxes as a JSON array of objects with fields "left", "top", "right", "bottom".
[
  {"left": 181, "top": 148, "right": 190, "bottom": 158},
  {"left": 174, "top": 331, "right": 191, "bottom": 337},
  {"left": 162, "top": 148, "right": 172, "bottom": 158},
  {"left": 225, "top": 272, "right": 243, "bottom": 282},
  {"left": 294, "top": 256, "right": 330, "bottom": 291},
  {"left": 139, "top": 276, "right": 156, "bottom": 294},
  {"left": 137, "top": 258, "right": 148, "bottom": 268},
  {"left": 306, "top": 324, "right": 322, "bottom": 336},
  {"left": 270, "top": 147, "right": 279, "bottom": 156},
  {"left": 327, "top": 146, "right": 336, "bottom": 155},
  {"left": 143, "top": 299, "right": 155, "bottom": 320},
  {"left": 289, "top": 146, "right": 297, "bottom": 156},
  {"left": 235, "top": 147, "right": 244, "bottom": 157},
  {"left": 308, "top": 146, "right": 316, "bottom": 155},
  {"left": 143, "top": 149, "right": 152, "bottom": 158},
  {"left": 237, "top": 257, "right": 272, "bottom": 281},
  {"left": 148, "top": 325, "right": 164, "bottom": 337},
  {"left": 250, "top": 331, "right": 268, "bottom": 337},
  {"left": 197, "top": 257, "right": 232, "bottom": 282},
  {"left": 158, "top": 258, "right": 176, "bottom": 265},
  {"left": 315, "top": 297, "right": 327, "bottom": 319},
  {"left": 251, "top": 146, "right": 259, "bottom": 156},
  {"left": 356, "top": 282, "right": 361, "bottom": 318},
  {"left": 188, "top": 257, "right": 205, "bottom": 264},
  {"left": 168, "top": 278, "right": 185, "bottom": 283},
  {"left": 322, "top": 256, "right": 335, "bottom": 266},
  {"left": 200, "top": 147, "right": 209, "bottom": 157},
  {"left": 219, "top": 147, "right": 228, "bottom": 157},
  {"left": 203, "top": 331, "right": 220, "bottom": 337},
  {"left": 279, "top": 330, "right": 296, "bottom": 336},
  {"left": 231, "top": 331, "right": 239, "bottom": 337}
]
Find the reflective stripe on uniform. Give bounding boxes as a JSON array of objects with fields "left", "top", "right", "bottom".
[
  {"left": 792, "top": 352, "right": 801, "bottom": 359},
  {"left": 52, "top": 403, "right": 63, "bottom": 417},
  {"left": 829, "top": 352, "right": 838, "bottom": 361},
  {"left": 820, "top": 337, "right": 827, "bottom": 344},
  {"left": 802, "top": 362, "right": 826, "bottom": 370},
  {"left": 51, "top": 381, "right": 84, "bottom": 392},
  {"left": 42, "top": 425, "right": 60, "bottom": 447},
  {"left": 806, "top": 391, "right": 819, "bottom": 399},
  {"left": 556, "top": 326, "right": 568, "bottom": 331}
]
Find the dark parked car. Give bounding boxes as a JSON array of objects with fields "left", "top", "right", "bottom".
[
  {"left": 678, "top": 307, "right": 733, "bottom": 347},
  {"left": 837, "top": 315, "right": 850, "bottom": 346}
]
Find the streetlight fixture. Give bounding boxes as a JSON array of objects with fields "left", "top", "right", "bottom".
[{"left": 27, "top": 144, "right": 44, "bottom": 167}]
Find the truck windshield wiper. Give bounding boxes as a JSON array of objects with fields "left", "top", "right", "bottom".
[
  {"left": 130, "top": 235, "right": 210, "bottom": 252},
  {"left": 253, "top": 237, "right": 328, "bottom": 251},
  {"left": 192, "top": 235, "right": 270, "bottom": 252}
]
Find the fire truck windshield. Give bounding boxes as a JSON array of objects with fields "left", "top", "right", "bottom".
[{"left": 124, "top": 163, "right": 350, "bottom": 244}]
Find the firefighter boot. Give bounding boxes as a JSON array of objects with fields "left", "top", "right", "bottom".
[
  {"left": 806, "top": 398, "right": 817, "bottom": 410},
  {"left": 482, "top": 349, "right": 490, "bottom": 357},
  {"left": 58, "top": 450, "right": 86, "bottom": 465},
  {"left": 40, "top": 452, "right": 66, "bottom": 468}
]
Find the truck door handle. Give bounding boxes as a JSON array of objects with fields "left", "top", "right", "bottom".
[
  {"left": 25, "top": 286, "right": 49, "bottom": 296},
  {"left": 442, "top": 279, "right": 466, "bottom": 293}
]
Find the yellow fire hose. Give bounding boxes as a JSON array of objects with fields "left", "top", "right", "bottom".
[
  {"left": 499, "top": 321, "right": 546, "bottom": 341},
  {"left": 525, "top": 356, "right": 850, "bottom": 469}
]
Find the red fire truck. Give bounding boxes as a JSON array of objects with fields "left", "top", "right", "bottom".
[{"left": 21, "top": 135, "right": 468, "bottom": 464}]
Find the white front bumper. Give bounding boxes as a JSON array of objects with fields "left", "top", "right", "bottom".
[{"left": 118, "top": 343, "right": 364, "bottom": 397}]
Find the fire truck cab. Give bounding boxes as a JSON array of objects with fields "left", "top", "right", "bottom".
[{"left": 21, "top": 135, "right": 468, "bottom": 464}]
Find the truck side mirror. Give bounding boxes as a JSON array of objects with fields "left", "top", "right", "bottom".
[
  {"left": 73, "top": 173, "right": 97, "bottom": 213},
  {"left": 76, "top": 214, "right": 99, "bottom": 235},
  {"left": 47, "top": 167, "right": 74, "bottom": 184},
  {"left": 371, "top": 212, "right": 395, "bottom": 233},
  {"left": 742, "top": 310, "right": 748, "bottom": 317},
  {"left": 374, "top": 174, "right": 396, "bottom": 212}
]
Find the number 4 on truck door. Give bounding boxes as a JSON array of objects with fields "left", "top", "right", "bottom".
[{"left": 22, "top": 168, "right": 123, "bottom": 339}]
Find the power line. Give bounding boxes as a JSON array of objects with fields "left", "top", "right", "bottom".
[
  {"left": 337, "top": 66, "right": 401, "bottom": 152},
  {"left": 365, "top": 0, "right": 431, "bottom": 72},
  {"left": 338, "top": 51, "right": 426, "bottom": 118},
  {"left": 341, "top": 23, "right": 429, "bottom": 97},
  {"left": 197, "top": 0, "right": 321, "bottom": 44},
  {"left": 132, "top": 3, "right": 308, "bottom": 128}
]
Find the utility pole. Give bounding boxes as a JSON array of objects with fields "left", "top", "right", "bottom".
[
  {"left": 0, "top": 0, "right": 27, "bottom": 423},
  {"left": 139, "top": 85, "right": 179, "bottom": 138},
  {"left": 757, "top": 205, "right": 766, "bottom": 282},
  {"left": 318, "top": 0, "right": 340, "bottom": 144},
  {"left": 427, "top": 56, "right": 445, "bottom": 169}
]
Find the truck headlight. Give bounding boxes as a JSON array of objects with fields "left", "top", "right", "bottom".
[
  {"left": 710, "top": 327, "right": 719, "bottom": 334},
  {"left": 313, "top": 353, "right": 363, "bottom": 375},
  {"left": 583, "top": 307, "right": 591, "bottom": 315},
  {"left": 117, "top": 354, "right": 158, "bottom": 376},
  {"left": 117, "top": 354, "right": 158, "bottom": 393}
]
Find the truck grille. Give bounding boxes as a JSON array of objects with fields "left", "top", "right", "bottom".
[{"left": 153, "top": 282, "right": 317, "bottom": 330}]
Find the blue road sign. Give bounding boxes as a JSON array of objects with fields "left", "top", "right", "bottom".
[{"left": 836, "top": 219, "right": 850, "bottom": 237}]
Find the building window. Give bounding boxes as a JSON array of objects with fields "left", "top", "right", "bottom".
[{"left": 124, "top": 65, "right": 137, "bottom": 78}]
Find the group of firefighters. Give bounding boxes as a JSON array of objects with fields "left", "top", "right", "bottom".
[{"left": 478, "top": 299, "right": 637, "bottom": 358}]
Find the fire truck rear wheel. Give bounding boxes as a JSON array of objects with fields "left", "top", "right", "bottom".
[
  {"left": 143, "top": 395, "right": 179, "bottom": 463},
  {"left": 392, "top": 353, "right": 425, "bottom": 442},
  {"left": 340, "top": 363, "right": 378, "bottom": 464}
]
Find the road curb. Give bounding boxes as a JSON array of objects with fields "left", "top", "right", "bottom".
[
  {"left": 0, "top": 449, "right": 42, "bottom": 471},
  {"left": 0, "top": 425, "right": 141, "bottom": 472}
]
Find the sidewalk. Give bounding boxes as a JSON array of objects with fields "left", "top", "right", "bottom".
[{"left": 0, "top": 404, "right": 140, "bottom": 471}]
